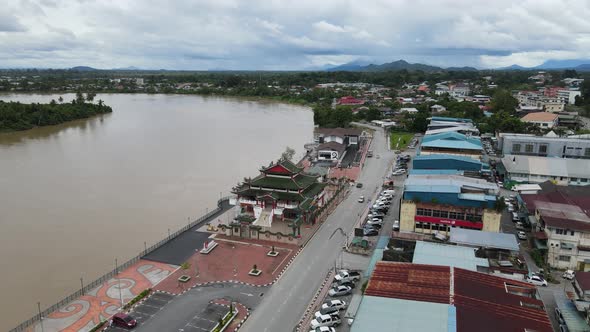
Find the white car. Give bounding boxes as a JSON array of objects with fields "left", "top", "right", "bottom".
[
  {"left": 383, "top": 190, "right": 395, "bottom": 195},
  {"left": 358, "top": 196, "right": 365, "bottom": 203},
  {"left": 310, "top": 314, "right": 341, "bottom": 329},
  {"left": 309, "top": 327, "right": 336, "bottom": 332},
  {"left": 517, "top": 231, "right": 527, "bottom": 240},
  {"left": 526, "top": 274, "right": 548, "bottom": 287},
  {"left": 392, "top": 169, "right": 406, "bottom": 176},
  {"left": 393, "top": 220, "right": 400, "bottom": 231},
  {"left": 321, "top": 300, "right": 347, "bottom": 311},
  {"left": 328, "top": 285, "right": 352, "bottom": 296}
]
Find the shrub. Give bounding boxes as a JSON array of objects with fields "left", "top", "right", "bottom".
[
  {"left": 122, "top": 288, "right": 151, "bottom": 310},
  {"left": 89, "top": 321, "right": 106, "bottom": 332},
  {"left": 253, "top": 264, "right": 258, "bottom": 272}
]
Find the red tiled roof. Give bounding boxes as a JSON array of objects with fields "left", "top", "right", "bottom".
[
  {"left": 365, "top": 262, "right": 450, "bottom": 304},
  {"left": 576, "top": 272, "right": 590, "bottom": 291},
  {"left": 365, "top": 262, "right": 553, "bottom": 332},
  {"left": 454, "top": 268, "right": 552, "bottom": 332}
]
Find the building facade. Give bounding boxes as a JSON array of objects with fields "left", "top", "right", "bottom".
[
  {"left": 500, "top": 154, "right": 590, "bottom": 186},
  {"left": 400, "top": 174, "right": 501, "bottom": 235},
  {"left": 499, "top": 133, "right": 590, "bottom": 159}
]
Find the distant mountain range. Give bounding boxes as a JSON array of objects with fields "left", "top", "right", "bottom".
[
  {"left": 326, "top": 60, "right": 478, "bottom": 72},
  {"left": 326, "top": 59, "right": 590, "bottom": 72},
  {"left": 58, "top": 59, "right": 590, "bottom": 72}
]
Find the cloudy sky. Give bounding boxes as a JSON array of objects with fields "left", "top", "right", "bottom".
[{"left": 2, "top": 0, "right": 590, "bottom": 70}]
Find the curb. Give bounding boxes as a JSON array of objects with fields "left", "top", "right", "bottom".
[
  {"left": 295, "top": 269, "right": 335, "bottom": 332},
  {"left": 209, "top": 299, "right": 250, "bottom": 332}
]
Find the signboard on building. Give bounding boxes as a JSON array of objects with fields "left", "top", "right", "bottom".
[{"left": 415, "top": 215, "right": 483, "bottom": 230}]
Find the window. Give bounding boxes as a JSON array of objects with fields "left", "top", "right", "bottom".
[
  {"left": 525, "top": 144, "right": 534, "bottom": 153},
  {"left": 417, "top": 208, "right": 425, "bottom": 216},
  {"left": 555, "top": 229, "right": 564, "bottom": 235},
  {"left": 512, "top": 144, "right": 521, "bottom": 153},
  {"left": 586, "top": 148, "right": 590, "bottom": 157},
  {"left": 449, "top": 211, "right": 459, "bottom": 219},
  {"left": 432, "top": 210, "right": 442, "bottom": 218},
  {"left": 539, "top": 145, "right": 548, "bottom": 154},
  {"left": 424, "top": 209, "right": 432, "bottom": 216},
  {"left": 415, "top": 222, "right": 423, "bottom": 229},
  {"left": 571, "top": 230, "right": 575, "bottom": 236},
  {"left": 558, "top": 255, "right": 571, "bottom": 262}
]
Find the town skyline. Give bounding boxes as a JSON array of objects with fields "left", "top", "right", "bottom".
[{"left": 2, "top": 0, "right": 590, "bottom": 70}]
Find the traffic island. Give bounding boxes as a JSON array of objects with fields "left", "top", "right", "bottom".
[
  {"left": 267, "top": 246, "right": 279, "bottom": 257},
  {"left": 248, "top": 265, "right": 262, "bottom": 276},
  {"left": 178, "top": 275, "right": 191, "bottom": 283}
]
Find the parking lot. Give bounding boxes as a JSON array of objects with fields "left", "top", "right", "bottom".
[
  {"left": 109, "top": 292, "right": 175, "bottom": 331},
  {"left": 178, "top": 302, "right": 229, "bottom": 332}
]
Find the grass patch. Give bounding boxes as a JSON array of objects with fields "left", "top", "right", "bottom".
[{"left": 389, "top": 132, "right": 414, "bottom": 150}]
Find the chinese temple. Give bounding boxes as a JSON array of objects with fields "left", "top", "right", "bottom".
[{"left": 232, "top": 158, "right": 326, "bottom": 237}]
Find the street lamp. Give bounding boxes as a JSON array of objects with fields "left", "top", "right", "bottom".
[
  {"left": 37, "top": 301, "right": 44, "bottom": 332},
  {"left": 115, "top": 259, "right": 123, "bottom": 308}
]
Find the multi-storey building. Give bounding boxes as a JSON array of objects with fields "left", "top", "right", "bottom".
[
  {"left": 500, "top": 154, "right": 590, "bottom": 186},
  {"left": 521, "top": 182, "right": 590, "bottom": 270},
  {"left": 400, "top": 174, "right": 501, "bottom": 235},
  {"left": 419, "top": 131, "right": 483, "bottom": 160},
  {"left": 499, "top": 133, "right": 590, "bottom": 159}
]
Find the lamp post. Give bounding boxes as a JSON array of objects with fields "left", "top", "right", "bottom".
[
  {"left": 37, "top": 301, "right": 44, "bottom": 332},
  {"left": 115, "top": 258, "right": 123, "bottom": 308},
  {"left": 80, "top": 276, "right": 84, "bottom": 295}
]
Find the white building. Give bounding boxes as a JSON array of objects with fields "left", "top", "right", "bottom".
[
  {"left": 501, "top": 155, "right": 590, "bottom": 186},
  {"left": 557, "top": 89, "right": 582, "bottom": 105}
]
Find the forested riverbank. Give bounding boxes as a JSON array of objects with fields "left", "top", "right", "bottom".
[{"left": 0, "top": 93, "right": 112, "bottom": 132}]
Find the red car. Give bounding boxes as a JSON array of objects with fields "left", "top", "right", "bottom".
[{"left": 111, "top": 313, "right": 137, "bottom": 329}]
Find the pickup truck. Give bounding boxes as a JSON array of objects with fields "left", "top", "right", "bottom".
[{"left": 334, "top": 270, "right": 361, "bottom": 283}]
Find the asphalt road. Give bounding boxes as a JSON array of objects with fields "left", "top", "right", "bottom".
[
  {"left": 241, "top": 125, "right": 395, "bottom": 332},
  {"left": 134, "top": 283, "right": 267, "bottom": 332}
]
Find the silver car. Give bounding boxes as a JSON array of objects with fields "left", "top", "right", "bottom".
[{"left": 328, "top": 285, "right": 352, "bottom": 297}]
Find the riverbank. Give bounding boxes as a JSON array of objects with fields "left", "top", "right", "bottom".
[{"left": 0, "top": 98, "right": 112, "bottom": 132}]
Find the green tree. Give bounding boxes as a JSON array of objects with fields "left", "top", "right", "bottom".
[
  {"left": 58, "top": 96, "right": 63, "bottom": 103},
  {"left": 490, "top": 89, "right": 518, "bottom": 114},
  {"left": 86, "top": 92, "right": 96, "bottom": 102},
  {"left": 281, "top": 146, "right": 296, "bottom": 161},
  {"left": 75, "top": 91, "right": 85, "bottom": 104}
]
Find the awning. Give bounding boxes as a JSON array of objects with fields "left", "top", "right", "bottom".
[{"left": 533, "top": 238, "right": 548, "bottom": 250}]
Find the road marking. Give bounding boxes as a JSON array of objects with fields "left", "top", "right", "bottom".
[{"left": 240, "top": 292, "right": 254, "bottom": 297}]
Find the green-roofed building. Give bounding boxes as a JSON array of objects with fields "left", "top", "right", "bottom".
[{"left": 232, "top": 158, "right": 327, "bottom": 237}]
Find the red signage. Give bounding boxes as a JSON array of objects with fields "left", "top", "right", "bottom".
[{"left": 414, "top": 215, "right": 483, "bottom": 230}]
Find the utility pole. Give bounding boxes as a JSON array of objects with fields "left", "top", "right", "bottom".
[{"left": 80, "top": 277, "right": 84, "bottom": 295}]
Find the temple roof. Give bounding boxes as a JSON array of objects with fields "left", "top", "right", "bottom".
[
  {"left": 260, "top": 159, "right": 303, "bottom": 175},
  {"left": 249, "top": 172, "right": 318, "bottom": 191}
]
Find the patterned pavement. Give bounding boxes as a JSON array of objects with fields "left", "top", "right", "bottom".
[
  {"left": 29, "top": 260, "right": 177, "bottom": 332},
  {"left": 154, "top": 239, "right": 298, "bottom": 294}
]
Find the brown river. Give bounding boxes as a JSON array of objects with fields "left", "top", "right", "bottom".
[{"left": 0, "top": 93, "right": 314, "bottom": 330}]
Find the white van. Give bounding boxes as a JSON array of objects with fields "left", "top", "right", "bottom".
[
  {"left": 512, "top": 212, "right": 519, "bottom": 222},
  {"left": 383, "top": 190, "right": 395, "bottom": 195}
]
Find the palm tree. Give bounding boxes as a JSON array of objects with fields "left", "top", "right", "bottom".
[{"left": 58, "top": 96, "right": 63, "bottom": 103}]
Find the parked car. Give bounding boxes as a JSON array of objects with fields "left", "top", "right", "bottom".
[
  {"left": 309, "top": 327, "right": 336, "bottom": 332},
  {"left": 515, "top": 222, "right": 525, "bottom": 230},
  {"left": 314, "top": 309, "right": 340, "bottom": 320},
  {"left": 559, "top": 324, "right": 570, "bottom": 332},
  {"left": 310, "top": 314, "right": 341, "bottom": 329},
  {"left": 525, "top": 274, "right": 548, "bottom": 287},
  {"left": 367, "top": 213, "right": 385, "bottom": 219},
  {"left": 358, "top": 196, "right": 365, "bottom": 203},
  {"left": 392, "top": 220, "right": 400, "bottom": 231},
  {"left": 333, "top": 280, "right": 356, "bottom": 290},
  {"left": 517, "top": 231, "right": 527, "bottom": 240},
  {"left": 356, "top": 182, "right": 363, "bottom": 188},
  {"left": 334, "top": 270, "right": 361, "bottom": 283},
  {"left": 383, "top": 190, "right": 395, "bottom": 195},
  {"left": 367, "top": 219, "right": 383, "bottom": 226},
  {"left": 392, "top": 169, "right": 406, "bottom": 176},
  {"left": 563, "top": 270, "right": 575, "bottom": 280},
  {"left": 315, "top": 305, "right": 340, "bottom": 318},
  {"left": 555, "top": 307, "right": 566, "bottom": 325},
  {"left": 328, "top": 285, "right": 352, "bottom": 297},
  {"left": 111, "top": 313, "right": 137, "bottom": 329},
  {"left": 321, "top": 300, "right": 347, "bottom": 311},
  {"left": 363, "top": 227, "right": 379, "bottom": 236},
  {"left": 512, "top": 212, "right": 519, "bottom": 221}
]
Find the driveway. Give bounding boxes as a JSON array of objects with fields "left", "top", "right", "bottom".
[{"left": 241, "top": 125, "right": 396, "bottom": 332}]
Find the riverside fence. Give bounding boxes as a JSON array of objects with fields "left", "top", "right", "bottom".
[{"left": 10, "top": 196, "right": 232, "bottom": 332}]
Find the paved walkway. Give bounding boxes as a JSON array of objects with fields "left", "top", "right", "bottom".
[
  {"left": 28, "top": 260, "right": 177, "bottom": 332},
  {"left": 154, "top": 240, "right": 298, "bottom": 294}
]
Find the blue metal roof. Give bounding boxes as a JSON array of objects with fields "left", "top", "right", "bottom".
[
  {"left": 450, "top": 228, "right": 520, "bottom": 251},
  {"left": 414, "top": 154, "right": 482, "bottom": 164},
  {"left": 410, "top": 169, "right": 465, "bottom": 175},
  {"left": 421, "top": 132, "right": 483, "bottom": 151},
  {"left": 430, "top": 116, "right": 473, "bottom": 123}
]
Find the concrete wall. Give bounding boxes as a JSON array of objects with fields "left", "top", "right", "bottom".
[
  {"left": 400, "top": 201, "right": 416, "bottom": 232},
  {"left": 482, "top": 209, "right": 501, "bottom": 232},
  {"left": 501, "top": 136, "right": 590, "bottom": 159}
]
